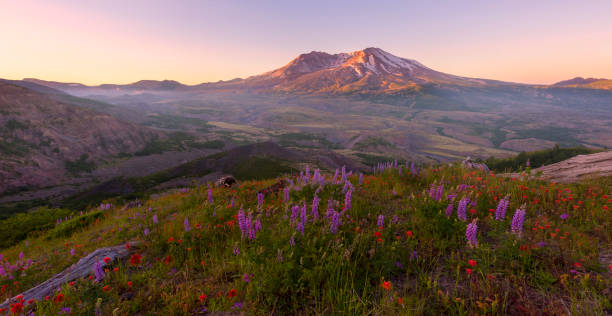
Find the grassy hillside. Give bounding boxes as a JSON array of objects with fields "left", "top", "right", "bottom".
[{"left": 0, "top": 163, "right": 610, "bottom": 315}]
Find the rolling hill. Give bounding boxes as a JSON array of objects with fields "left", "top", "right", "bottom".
[{"left": 0, "top": 82, "right": 162, "bottom": 194}]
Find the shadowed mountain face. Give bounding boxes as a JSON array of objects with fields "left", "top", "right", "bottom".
[{"left": 0, "top": 82, "right": 162, "bottom": 194}]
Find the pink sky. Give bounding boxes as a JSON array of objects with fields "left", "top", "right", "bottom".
[{"left": 1, "top": 0, "right": 611, "bottom": 85}]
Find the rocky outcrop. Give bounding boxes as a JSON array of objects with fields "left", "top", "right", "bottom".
[
  {"left": 215, "top": 175, "right": 237, "bottom": 188},
  {"left": 534, "top": 150, "right": 612, "bottom": 183},
  {"left": 462, "top": 156, "right": 490, "bottom": 172}
]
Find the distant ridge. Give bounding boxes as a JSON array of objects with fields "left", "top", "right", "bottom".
[
  {"left": 17, "top": 48, "right": 612, "bottom": 94},
  {"left": 553, "top": 77, "right": 612, "bottom": 90}
]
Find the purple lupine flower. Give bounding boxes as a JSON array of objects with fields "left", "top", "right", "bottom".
[
  {"left": 70, "top": 248, "right": 75, "bottom": 256},
  {"left": 435, "top": 184, "right": 444, "bottom": 201},
  {"left": 332, "top": 169, "right": 339, "bottom": 183},
  {"left": 457, "top": 198, "right": 469, "bottom": 221},
  {"left": 359, "top": 173, "right": 364, "bottom": 185},
  {"left": 495, "top": 195, "right": 510, "bottom": 221},
  {"left": 296, "top": 221, "right": 304, "bottom": 235},
  {"left": 410, "top": 250, "right": 418, "bottom": 261},
  {"left": 290, "top": 205, "right": 299, "bottom": 221},
  {"left": 93, "top": 261, "right": 104, "bottom": 282},
  {"left": 184, "top": 217, "right": 191, "bottom": 232},
  {"left": 243, "top": 273, "right": 252, "bottom": 283},
  {"left": 344, "top": 189, "right": 352, "bottom": 211},
  {"left": 238, "top": 209, "right": 247, "bottom": 237},
  {"left": 466, "top": 220, "right": 478, "bottom": 248},
  {"left": 248, "top": 226, "right": 256, "bottom": 240},
  {"left": 511, "top": 207, "right": 526, "bottom": 235},
  {"left": 59, "top": 307, "right": 72, "bottom": 314},
  {"left": 257, "top": 192, "right": 264, "bottom": 208},
  {"left": 252, "top": 218, "right": 261, "bottom": 232},
  {"left": 329, "top": 211, "right": 342, "bottom": 234},
  {"left": 526, "top": 159, "right": 530, "bottom": 167},
  {"left": 445, "top": 203, "right": 454, "bottom": 217},
  {"left": 392, "top": 215, "right": 399, "bottom": 224},
  {"left": 560, "top": 213, "right": 569, "bottom": 220},
  {"left": 233, "top": 245, "right": 240, "bottom": 255},
  {"left": 377, "top": 215, "right": 384, "bottom": 228},
  {"left": 300, "top": 202, "right": 307, "bottom": 224},
  {"left": 311, "top": 196, "right": 320, "bottom": 221},
  {"left": 429, "top": 184, "right": 436, "bottom": 199},
  {"left": 208, "top": 188, "right": 213, "bottom": 204},
  {"left": 289, "top": 235, "right": 295, "bottom": 246},
  {"left": 144, "top": 227, "right": 150, "bottom": 236},
  {"left": 283, "top": 187, "right": 290, "bottom": 203},
  {"left": 230, "top": 197, "right": 235, "bottom": 208},
  {"left": 152, "top": 214, "right": 158, "bottom": 224}
]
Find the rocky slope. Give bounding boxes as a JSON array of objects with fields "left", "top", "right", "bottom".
[
  {"left": 534, "top": 150, "right": 612, "bottom": 183},
  {"left": 0, "top": 82, "right": 162, "bottom": 193}
]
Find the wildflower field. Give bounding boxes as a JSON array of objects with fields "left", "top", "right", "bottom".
[{"left": 1, "top": 163, "right": 611, "bottom": 315}]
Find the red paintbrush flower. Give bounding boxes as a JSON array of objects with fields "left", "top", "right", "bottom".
[
  {"left": 381, "top": 281, "right": 392, "bottom": 290},
  {"left": 227, "top": 288, "right": 237, "bottom": 298},
  {"left": 130, "top": 253, "right": 142, "bottom": 266},
  {"left": 55, "top": 293, "right": 65, "bottom": 303}
]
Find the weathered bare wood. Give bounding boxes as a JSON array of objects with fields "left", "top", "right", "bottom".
[{"left": 0, "top": 241, "right": 139, "bottom": 311}]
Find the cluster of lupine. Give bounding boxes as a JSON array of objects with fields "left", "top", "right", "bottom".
[
  {"left": 456, "top": 197, "right": 469, "bottom": 221},
  {"left": 465, "top": 219, "right": 478, "bottom": 248},
  {"left": 377, "top": 215, "right": 385, "bottom": 228},
  {"left": 429, "top": 183, "right": 444, "bottom": 201},
  {"left": 495, "top": 195, "right": 510, "bottom": 221},
  {"left": 257, "top": 192, "right": 264, "bottom": 208},
  {"left": 98, "top": 203, "right": 113, "bottom": 211},
  {"left": 237, "top": 209, "right": 262, "bottom": 240},
  {"left": 1, "top": 159, "right": 610, "bottom": 315},
  {"left": 0, "top": 252, "right": 33, "bottom": 281},
  {"left": 511, "top": 206, "right": 527, "bottom": 235}
]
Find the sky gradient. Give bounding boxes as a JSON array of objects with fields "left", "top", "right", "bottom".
[{"left": 2, "top": 0, "right": 611, "bottom": 85}]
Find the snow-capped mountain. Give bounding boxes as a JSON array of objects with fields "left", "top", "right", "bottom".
[{"left": 203, "top": 47, "right": 505, "bottom": 95}]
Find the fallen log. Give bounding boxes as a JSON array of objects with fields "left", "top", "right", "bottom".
[{"left": 0, "top": 241, "right": 139, "bottom": 312}]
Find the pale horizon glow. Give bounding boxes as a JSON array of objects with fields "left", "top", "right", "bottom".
[{"left": 1, "top": 0, "right": 611, "bottom": 85}]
